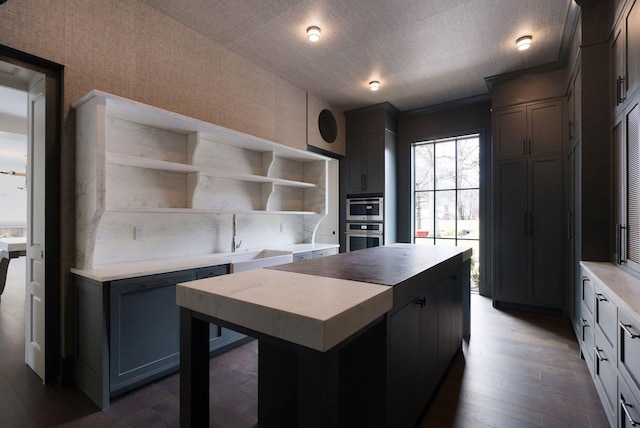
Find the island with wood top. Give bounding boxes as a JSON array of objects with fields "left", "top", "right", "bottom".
[{"left": 176, "top": 244, "right": 471, "bottom": 427}]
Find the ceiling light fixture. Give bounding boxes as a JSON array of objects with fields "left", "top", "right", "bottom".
[
  {"left": 516, "top": 35, "right": 532, "bottom": 51},
  {"left": 307, "top": 26, "right": 321, "bottom": 42},
  {"left": 369, "top": 80, "right": 380, "bottom": 91}
]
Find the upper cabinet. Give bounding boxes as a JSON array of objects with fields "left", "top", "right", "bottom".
[
  {"left": 345, "top": 132, "right": 386, "bottom": 194},
  {"left": 493, "top": 99, "right": 563, "bottom": 159},
  {"left": 343, "top": 103, "right": 398, "bottom": 196},
  {"left": 612, "top": 0, "right": 640, "bottom": 116}
]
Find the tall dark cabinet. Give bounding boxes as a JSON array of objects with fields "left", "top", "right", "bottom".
[
  {"left": 340, "top": 103, "right": 398, "bottom": 251},
  {"left": 493, "top": 98, "right": 565, "bottom": 310}
]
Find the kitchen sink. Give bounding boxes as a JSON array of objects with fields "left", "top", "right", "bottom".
[{"left": 229, "top": 250, "right": 293, "bottom": 273}]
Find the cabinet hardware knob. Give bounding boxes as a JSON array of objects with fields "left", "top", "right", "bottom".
[
  {"left": 620, "top": 322, "right": 640, "bottom": 339},
  {"left": 596, "top": 293, "right": 608, "bottom": 302},
  {"left": 620, "top": 397, "right": 640, "bottom": 426},
  {"left": 581, "top": 318, "right": 589, "bottom": 327}
]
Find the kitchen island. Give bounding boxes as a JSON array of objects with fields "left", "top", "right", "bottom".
[{"left": 177, "top": 244, "right": 471, "bottom": 427}]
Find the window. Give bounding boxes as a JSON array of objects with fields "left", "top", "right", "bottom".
[{"left": 413, "top": 134, "right": 480, "bottom": 288}]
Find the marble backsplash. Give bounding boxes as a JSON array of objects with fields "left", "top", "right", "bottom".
[{"left": 90, "top": 211, "right": 307, "bottom": 266}]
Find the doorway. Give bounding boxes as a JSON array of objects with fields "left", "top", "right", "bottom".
[{"left": 0, "top": 45, "right": 62, "bottom": 384}]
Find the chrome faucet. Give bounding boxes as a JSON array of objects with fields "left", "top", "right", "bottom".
[{"left": 232, "top": 213, "right": 242, "bottom": 252}]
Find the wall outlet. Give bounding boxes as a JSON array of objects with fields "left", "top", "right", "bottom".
[
  {"left": 134, "top": 225, "right": 144, "bottom": 241},
  {"left": 280, "top": 223, "right": 286, "bottom": 233}
]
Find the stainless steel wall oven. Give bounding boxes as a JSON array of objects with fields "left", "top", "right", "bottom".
[
  {"left": 346, "top": 194, "right": 383, "bottom": 222},
  {"left": 345, "top": 223, "right": 383, "bottom": 252}
]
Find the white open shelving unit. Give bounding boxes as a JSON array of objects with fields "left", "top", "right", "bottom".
[{"left": 74, "top": 90, "right": 329, "bottom": 268}]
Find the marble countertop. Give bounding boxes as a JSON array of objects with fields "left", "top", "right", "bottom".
[
  {"left": 270, "top": 243, "right": 339, "bottom": 253},
  {"left": 70, "top": 243, "right": 339, "bottom": 282},
  {"left": 177, "top": 269, "right": 392, "bottom": 352},
  {"left": 177, "top": 245, "right": 467, "bottom": 352},
  {"left": 581, "top": 261, "right": 640, "bottom": 323}
]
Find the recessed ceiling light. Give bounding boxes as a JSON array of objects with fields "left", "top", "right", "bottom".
[
  {"left": 307, "top": 26, "right": 321, "bottom": 42},
  {"left": 516, "top": 35, "right": 532, "bottom": 51},
  {"left": 369, "top": 81, "right": 380, "bottom": 91}
]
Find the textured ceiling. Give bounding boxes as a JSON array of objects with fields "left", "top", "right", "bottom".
[{"left": 140, "top": 0, "right": 576, "bottom": 111}]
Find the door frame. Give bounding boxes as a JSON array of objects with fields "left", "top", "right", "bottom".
[{"left": 0, "top": 44, "right": 62, "bottom": 384}]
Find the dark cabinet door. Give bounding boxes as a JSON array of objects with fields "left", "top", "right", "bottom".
[
  {"left": 494, "top": 100, "right": 562, "bottom": 158},
  {"left": 494, "top": 106, "right": 526, "bottom": 159},
  {"left": 527, "top": 100, "right": 563, "bottom": 157},
  {"left": 109, "top": 270, "right": 195, "bottom": 393},
  {"left": 346, "top": 133, "right": 385, "bottom": 194},
  {"left": 388, "top": 275, "right": 464, "bottom": 427},
  {"left": 529, "top": 156, "right": 563, "bottom": 308},
  {"left": 364, "top": 133, "right": 385, "bottom": 193},
  {"left": 494, "top": 159, "right": 528, "bottom": 301},
  {"left": 627, "top": 0, "right": 640, "bottom": 100},
  {"left": 613, "top": 23, "right": 626, "bottom": 114},
  {"left": 347, "top": 135, "right": 367, "bottom": 193},
  {"left": 388, "top": 300, "right": 422, "bottom": 428}
]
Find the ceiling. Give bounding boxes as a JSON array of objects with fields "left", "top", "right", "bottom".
[{"left": 145, "top": 1, "right": 575, "bottom": 111}]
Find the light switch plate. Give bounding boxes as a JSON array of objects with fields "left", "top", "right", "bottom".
[{"left": 134, "top": 225, "right": 144, "bottom": 241}]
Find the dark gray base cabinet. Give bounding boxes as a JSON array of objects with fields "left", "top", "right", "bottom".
[
  {"left": 577, "top": 263, "right": 640, "bottom": 428},
  {"left": 388, "top": 262, "right": 467, "bottom": 427},
  {"left": 75, "top": 264, "right": 244, "bottom": 409}
]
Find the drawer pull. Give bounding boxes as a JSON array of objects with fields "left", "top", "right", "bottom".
[
  {"left": 620, "top": 397, "right": 640, "bottom": 426},
  {"left": 141, "top": 280, "right": 171, "bottom": 288},
  {"left": 594, "top": 347, "right": 607, "bottom": 362},
  {"left": 414, "top": 297, "right": 426, "bottom": 308},
  {"left": 621, "top": 322, "right": 640, "bottom": 339},
  {"left": 596, "top": 293, "right": 608, "bottom": 302}
]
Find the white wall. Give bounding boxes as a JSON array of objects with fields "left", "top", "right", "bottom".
[{"left": 0, "top": 86, "right": 27, "bottom": 230}]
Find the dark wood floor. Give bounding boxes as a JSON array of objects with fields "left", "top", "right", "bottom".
[{"left": 0, "top": 258, "right": 608, "bottom": 427}]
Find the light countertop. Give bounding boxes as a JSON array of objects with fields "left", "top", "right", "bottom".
[
  {"left": 177, "top": 268, "right": 392, "bottom": 352},
  {"left": 71, "top": 243, "right": 339, "bottom": 282},
  {"left": 581, "top": 261, "right": 640, "bottom": 323}
]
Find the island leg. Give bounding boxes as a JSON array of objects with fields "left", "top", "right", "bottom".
[
  {"left": 180, "top": 309, "right": 210, "bottom": 428},
  {"left": 258, "top": 341, "right": 339, "bottom": 428}
]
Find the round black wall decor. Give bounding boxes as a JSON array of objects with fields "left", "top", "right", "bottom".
[{"left": 318, "top": 109, "right": 337, "bottom": 143}]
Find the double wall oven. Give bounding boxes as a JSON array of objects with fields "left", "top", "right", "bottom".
[{"left": 345, "top": 194, "right": 384, "bottom": 252}]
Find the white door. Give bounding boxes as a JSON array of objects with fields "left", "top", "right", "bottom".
[{"left": 25, "top": 75, "right": 45, "bottom": 381}]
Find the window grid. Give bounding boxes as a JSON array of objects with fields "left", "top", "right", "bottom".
[{"left": 412, "top": 134, "right": 480, "bottom": 285}]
